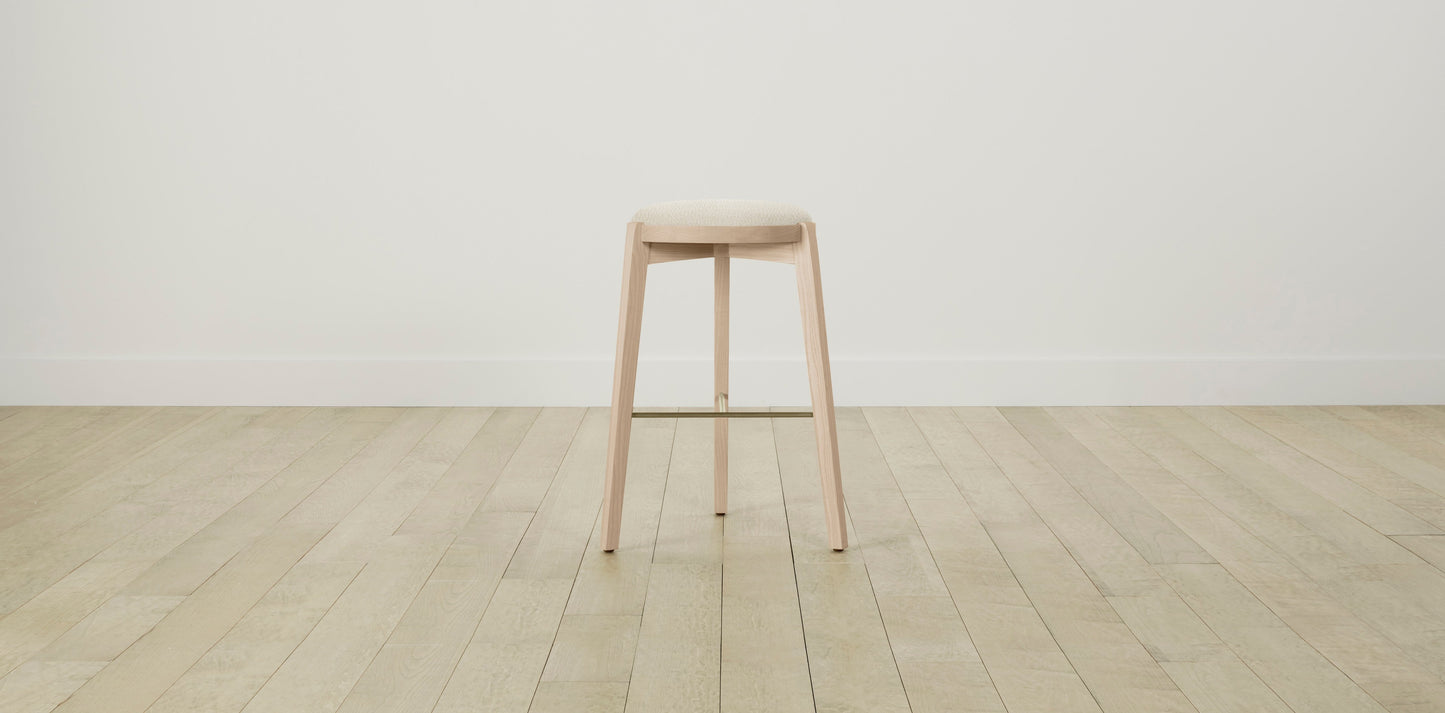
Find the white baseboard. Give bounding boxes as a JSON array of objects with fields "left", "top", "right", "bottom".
[{"left": 2, "top": 356, "right": 1443, "bottom": 406}]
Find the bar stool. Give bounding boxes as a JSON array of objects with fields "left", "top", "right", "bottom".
[{"left": 600, "top": 200, "right": 847, "bottom": 552}]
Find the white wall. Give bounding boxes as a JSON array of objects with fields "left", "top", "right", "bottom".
[{"left": 3, "top": 1, "right": 1443, "bottom": 406}]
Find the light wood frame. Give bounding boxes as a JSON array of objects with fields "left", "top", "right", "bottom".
[{"left": 601, "top": 221, "right": 847, "bottom": 552}]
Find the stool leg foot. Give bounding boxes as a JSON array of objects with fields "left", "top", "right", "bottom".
[
  {"left": 602, "top": 223, "right": 648, "bottom": 552},
  {"left": 714, "top": 246, "right": 729, "bottom": 515},
  {"left": 795, "top": 222, "right": 847, "bottom": 551}
]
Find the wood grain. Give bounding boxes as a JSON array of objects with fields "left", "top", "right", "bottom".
[
  {"left": 601, "top": 224, "right": 649, "bottom": 551},
  {"left": 1, "top": 405, "right": 1443, "bottom": 713}
]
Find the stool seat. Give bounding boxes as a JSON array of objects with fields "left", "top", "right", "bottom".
[{"left": 632, "top": 200, "right": 811, "bottom": 227}]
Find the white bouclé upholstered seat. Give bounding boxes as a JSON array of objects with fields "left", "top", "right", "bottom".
[{"left": 632, "top": 200, "right": 811, "bottom": 226}]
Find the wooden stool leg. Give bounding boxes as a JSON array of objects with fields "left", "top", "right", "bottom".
[
  {"left": 602, "top": 223, "right": 649, "bottom": 552},
  {"left": 714, "top": 245, "right": 729, "bottom": 515},
  {"left": 794, "top": 222, "right": 847, "bottom": 551}
]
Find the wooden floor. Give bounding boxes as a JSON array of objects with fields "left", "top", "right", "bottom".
[{"left": 3, "top": 407, "right": 1445, "bottom": 712}]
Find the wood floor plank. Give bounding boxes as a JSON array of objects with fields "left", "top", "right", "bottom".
[
  {"left": 50, "top": 522, "right": 339, "bottom": 713},
  {"left": 146, "top": 561, "right": 364, "bottom": 713},
  {"left": 0, "top": 409, "right": 320, "bottom": 673},
  {"left": 0, "top": 563, "right": 150, "bottom": 681},
  {"left": 541, "top": 615, "right": 640, "bottom": 683},
  {"left": 0, "top": 408, "right": 253, "bottom": 547},
  {"left": 330, "top": 517, "right": 534, "bottom": 712},
  {"left": 1408, "top": 406, "right": 1445, "bottom": 436},
  {"left": 394, "top": 407, "right": 539, "bottom": 536},
  {"left": 421, "top": 404, "right": 609, "bottom": 713},
  {"left": 624, "top": 417, "right": 723, "bottom": 713},
  {"left": 1362, "top": 406, "right": 1445, "bottom": 446},
  {"left": 1103, "top": 592, "right": 1233, "bottom": 664},
  {"left": 984, "top": 407, "right": 1204, "bottom": 597},
  {"left": 300, "top": 408, "right": 492, "bottom": 564},
  {"left": 792, "top": 409, "right": 959, "bottom": 713},
  {"left": 78, "top": 407, "right": 353, "bottom": 575},
  {"left": 650, "top": 417, "right": 726, "bottom": 566},
  {"left": 775, "top": 411, "right": 912, "bottom": 713},
  {"left": 1001, "top": 407, "right": 1215, "bottom": 566},
  {"left": 431, "top": 579, "right": 574, "bottom": 713},
  {"left": 0, "top": 408, "right": 273, "bottom": 607},
  {"left": 1394, "top": 535, "right": 1445, "bottom": 571},
  {"left": 530, "top": 682, "right": 629, "bottom": 713},
  {"left": 7, "top": 406, "right": 1445, "bottom": 713},
  {"left": 838, "top": 409, "right": 949, "bottom": 599},
  {"left": 856, "top": 409, "right": 1009, "bottom": 713},
  {"left": 1156, "top": 660, "right": 1293, "bottom": 713},
  {"left": 4, "top": 409, "right": 419, "bottom": 709},
  {"left": 337, "top": 408, "right": 594, "bottom": 713},
  {"left": 1258, "top": 406, "right": 1445, "bottom": 497},
  {"left": 2, "top": 411, "right": 145, "bottom": 527},
  {"left": 885, "top": 408, "right": 1096, "bottom": 713},
  {"left": 0, "top": 407, "right": 216, "bottom": 530},
  {"left": 1185, "top": 406, "right": 1441, "bottom": 535},
  {"left": 121, "top": 408, "right": 401, "bottom": 596},
  {"left": 891, "top": 660, "right": 1006, "bottom": 713},
  {"left": 1085, "top": 408, "right": 1445, "bottom": 708},
  {"left": 1145, "top": 407, "right": 1432, "bottom": 556},
  {"left": 0, "top": 660, "right": 106, "bottom": 713},
  {"left": 240, "top": 534, "right": 450, "bottom": 713},
  {"left": 477, "top": 407, "right": 587, "bottom": 514},
  {"left": 719, "top": 418, "right": 790, "bottom": 536},
  {"left": 160, "top": 413, "right": 527, "bottom": 713},
  {"left": 880, "top": 597, "right": 1007, "bottom": 713},
  {"left": 0, "top": 407, "right": 67, "bottom": 449},
  {"left": 1138, "top": 407, "right": 1433, "bottom": 587},
  {"left": 0, "top": 407, "right": 103, "bottom": 450},
  {"left": 720, "top": 416, "right": 811, "bottom": 713},
  {"left": 416, "top": 407, "right": 593, "bottom": 713},
  {"left": 0, "top": 408, "right": 168, "bottom": 501},
  {"left": 261, "top": 408, "right": 442, "bottom": 529},
  {"left": 793, "top": 562, "right": 913, "bottom": 713},
  {"left": 504, "top": 407, "right": 610, "bottom": 579},
  {"left": 771, "top": 409, "right": 861, "bottom": 564},
  {"left": 721, "top": 536, "right": 813, "bottom": 713},
  {"left": 0, "top": 406, "right": 117, "bottom": 473},
  {"left": 1094, "top": 406, "right": 1412, "bottom": 578},
  {"left": 1226, "top": 406, "right": 1445, "bottom": 528},
  {"left": 565, "top": 415, "right": 675, "bottom": 616},
  {"left": 341, "top": 408, "right": 605, "bottom": 713},
  {"left": 1046, "top": 408, "right": 1300, "bottom": 567},
  {"left": 32, "top": 594, "right": 185, "bottom": 663},
  {"left": 1325, "top": 406, "right": 1445, "bottom": 476},
  {"left": 1219, "top": 557, "right": 1445, "bottom": 712},
  {"left": 958, "top": 407, "right": 1197, "bottom": 713},
  {"left": 1157, "top": 563, "right": 1390, "bottom": 713},
  {"left": 162, "top": 513, "right": 519, "bottom": 713},
  {"left": 518, "top": 413, "right": 671, "bottom": 713}
]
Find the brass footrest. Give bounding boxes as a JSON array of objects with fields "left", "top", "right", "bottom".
[{"left": 631, "top": 409, "right": 813, "bottom": 419}]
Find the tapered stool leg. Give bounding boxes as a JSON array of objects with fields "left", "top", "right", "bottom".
[
  {"left": 714, "top": 245, "right": 729, "bottom": 515},
  {"left": 602, "top": 223, "right": 649, "bottom": 552},
  {"left": 794, "top": 222, "right": 847, "bottom": 550}
]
